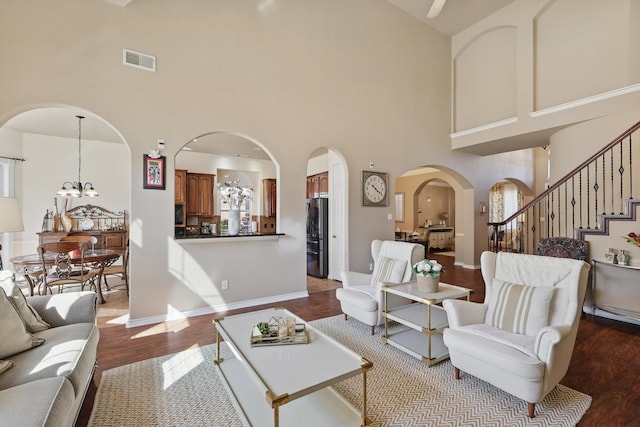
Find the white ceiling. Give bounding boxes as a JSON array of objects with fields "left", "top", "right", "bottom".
[{"left": 2, "top": 1, "right": 513, "bottom": 159}]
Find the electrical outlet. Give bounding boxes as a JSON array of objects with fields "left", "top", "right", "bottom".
[
  {"left": 369, "top": 263, "right": 374, "bottom": 271},
  {"left": 221, "top": 280, "right": 229, "bottom": 290}
]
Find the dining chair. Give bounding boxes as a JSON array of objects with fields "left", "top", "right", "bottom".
[
  {"left": 37, "top": 241, "right": 103, "bottom": 295},
  {"left": 60, "top": 235, "right": 98, "bottom": 249},
  {"left": 102, "top": 240, "right": 129, "bottom": 296}
]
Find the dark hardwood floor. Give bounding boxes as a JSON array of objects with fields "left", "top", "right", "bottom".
[{"left": 77, "top": 254, "right": 640, "bottom": 426}]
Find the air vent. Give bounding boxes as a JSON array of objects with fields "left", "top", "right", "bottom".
[{"left": 123, "top": 49, "right": 156, "bottom": 72}]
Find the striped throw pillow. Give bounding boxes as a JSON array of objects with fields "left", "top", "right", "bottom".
[
  {"left": 370, "top": 257, "right": 406, "bottom": 286},
  {"left": 485, "top": 279, "right": 554, "bottom": 336}
]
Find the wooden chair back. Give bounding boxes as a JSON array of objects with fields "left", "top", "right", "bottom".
[{"left": 37, "top": 241, "right": 90, "bottom": 291}]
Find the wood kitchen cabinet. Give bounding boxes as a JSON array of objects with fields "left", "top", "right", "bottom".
[
  {"left": 186, "top": 173, "right": 214, "bottom": 216},
  {"left": 262, "top": 178, "right": 277, "bottom": 218},
  {"left": 318, "top": 173, "right": 328, "bottom": 196},
  {"left": 175, "top": 169, "right": 187, "bottom": 205},
  {"left": 306, "top": 172, "right": 328, "bottom": 198}
]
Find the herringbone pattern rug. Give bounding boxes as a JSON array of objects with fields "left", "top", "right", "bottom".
[{"left": 89, "top": 315, "right": 591, "bottom": 426}]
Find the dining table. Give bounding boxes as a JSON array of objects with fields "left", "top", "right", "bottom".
[{"left": 10, "top": 249, "right": 121, "bottom": 304}]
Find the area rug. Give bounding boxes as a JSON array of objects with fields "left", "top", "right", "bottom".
[{"left": 89, "top": 315, "right": 591, "bottom": 427}]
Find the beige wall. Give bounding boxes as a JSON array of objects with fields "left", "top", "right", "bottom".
[
  {"left": 0, "top": 0, "right": 637, "bottom": 324},
  {"left": 451, "top": 0, "right": 640, "bottom": 153}
]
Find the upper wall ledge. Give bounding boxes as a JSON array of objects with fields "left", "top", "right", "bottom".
[{"left": 450, "top": 83, "right": 640, "bottom": 155}]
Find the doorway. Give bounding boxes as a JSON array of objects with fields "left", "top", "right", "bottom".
[{"left": 306, "top": 148, "right": 348, "bottom": 284}]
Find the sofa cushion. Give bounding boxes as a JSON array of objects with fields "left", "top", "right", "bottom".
[
  {"left": 336, "top": 287, "right": 378, "bottom": 311},
  {"left": 0, "top": 287, "right": 45, "bottom": 359},
  {"left": 485, "top": 279, "right": 554, "bottom": 336},
  {"left": 370, "top": 257, "right": 406, "bottom": 286},
  {"left": 443, "top": 327, "right": 544, "bottom": 380},
  {"left": 0, "top": 377, "right": 75, "bottom": 427},
  {"left": 0, "top": 273, "right": 50, "bottom": 333},
  {"left": 0, "top": 322, "right": 98, "bottom": 396}
]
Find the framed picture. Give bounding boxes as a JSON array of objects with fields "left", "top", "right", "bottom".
[
  {"left": 395, "top": 192, "right": 404, "bottom": 222},
  {"left": 362, "top": 171, "right": 389, "bottom": 206},
  {"left": 143, "top": 155, "right": 166, "bottom": 190}
]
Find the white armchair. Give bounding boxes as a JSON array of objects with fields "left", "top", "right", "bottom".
[
  {"left": 336, "top": 240, "right": 424, "bottom": 334},
  {"left": 442, "top": 251, "right": 590, "bottom": 418}
]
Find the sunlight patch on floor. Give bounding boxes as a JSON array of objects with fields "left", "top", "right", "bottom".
[
  {"left": 131, "top": 318, "right": 191, "bottom": 339},
  {"left": 161, "top": 344, "right": 203, "bottom": 390},
  {"left": 105, "top": 313, "right": 130, "bottom": 325}
]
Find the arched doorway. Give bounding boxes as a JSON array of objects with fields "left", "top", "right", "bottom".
[
  {"left": 395, "top": 165, "right": 476, "bottom": 268},
  {"left": 305, "top": 148, "right": 348, "bottom": 282},
  {"left": 1, "top": 106, "right": 130, "bottom": 256}
]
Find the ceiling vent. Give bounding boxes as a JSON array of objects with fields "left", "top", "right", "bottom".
[{"left": 123, "top": 49, "right": 156, "bottom": 72}]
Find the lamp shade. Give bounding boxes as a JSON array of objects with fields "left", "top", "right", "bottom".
[{"left": 0, "top": 197, "right": 24, "bottom": 233}]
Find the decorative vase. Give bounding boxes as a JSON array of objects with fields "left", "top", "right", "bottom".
[
  {"left": 52, "top": 197, "right": 62, "bottom": 232},
  {"left": 616, "top": 251, "right": 628, "bottom": 266},
  {"left": 227, "top": 209, "right": 241, "bottom": 236},
  {"left": 61, "top": 199, "right": 72, "bottom": 232},
  {"left": 416, "top": 274, "right": 439, "bottom": 293}
]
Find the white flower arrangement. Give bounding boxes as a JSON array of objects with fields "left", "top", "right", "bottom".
[
  {"left": 218, "top": 180, "right": 253, "bottom": 210},
  {"left": 412, "top": 259, "right": 444, "bottom": 278}
]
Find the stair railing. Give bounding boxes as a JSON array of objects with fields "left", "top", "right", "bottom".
[{"left": 489, "top": 120, "right": 640, "bottom": 254}]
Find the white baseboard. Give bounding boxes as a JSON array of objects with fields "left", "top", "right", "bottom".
[
  {"left": 126, "top": 291, "right": 310, "bottom": 328},
  {"left": 455, "top": 261, "right": 480, "bottom": 269}
]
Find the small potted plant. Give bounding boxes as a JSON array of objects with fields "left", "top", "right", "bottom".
[{"left": 412, "top": 259, "right": 445, "bottom": 292}]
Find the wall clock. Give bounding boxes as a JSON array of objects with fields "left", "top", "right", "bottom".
[{"left": 362, "top": 171, "right": 389, "bottom": 206}]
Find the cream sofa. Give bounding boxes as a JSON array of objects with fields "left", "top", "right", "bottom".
[{"left": 0, "top": 271, "right": 99, "bottom": 427}]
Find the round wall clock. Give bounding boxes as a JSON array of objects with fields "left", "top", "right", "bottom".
[{"left": 362, "top": 171, "right": 389, "bottom": 206}]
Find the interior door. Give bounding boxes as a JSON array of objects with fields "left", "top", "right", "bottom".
[{"left": 328, "top": 155, "right": 347, "bottom": 280}]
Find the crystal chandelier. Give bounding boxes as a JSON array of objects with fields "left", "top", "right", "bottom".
[{"left": 56, "top": 115, "right": 99, "bottom": 197}]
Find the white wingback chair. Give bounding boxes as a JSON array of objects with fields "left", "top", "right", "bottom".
[
  {"left": 336, "top": 240, "right": 424, "bottom": 335},
  {"left": 442, "top": 251, "right": 590, "bottom": 418}
]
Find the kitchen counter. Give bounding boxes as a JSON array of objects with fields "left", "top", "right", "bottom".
[{"left": 175, "top": 233, "right": 285, "bottom": 243}]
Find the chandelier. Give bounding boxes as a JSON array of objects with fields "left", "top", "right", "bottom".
[{"left": 57, "top": 115, "right": 99, "bottom": 197}]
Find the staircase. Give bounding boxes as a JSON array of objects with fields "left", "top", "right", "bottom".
[{"left": 489, "top": 120, "right": 640, "bottom": 254}]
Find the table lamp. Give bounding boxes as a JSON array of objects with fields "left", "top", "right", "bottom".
[{"left": 0, "top": 197, "right": 24, "bottom": 270}]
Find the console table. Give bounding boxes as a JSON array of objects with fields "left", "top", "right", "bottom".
[{"left": 586, "top": 259, "right": 640, "bottom": 325}]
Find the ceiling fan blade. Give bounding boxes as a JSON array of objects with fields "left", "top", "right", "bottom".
[{"left": 426, "top": 0, "right": 447, "bottom": 19}]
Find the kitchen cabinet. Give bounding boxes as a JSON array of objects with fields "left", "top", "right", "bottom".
[
  {"left": 186, "top": 173, "right": 214, "bottom": 216},
  {"left": 175, "top": 169, "right": 187, "bottom": 205},
  {"left": 318, "top": 173, "right": 328, "bottom": 196},
  {"left": 262, "top": 178, "right": 276, "bottom": 218},
  {"left": 306, "top": 172, "right": 328, "bottom": 198}
]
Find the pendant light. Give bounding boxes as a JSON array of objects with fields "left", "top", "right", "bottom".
[{"left": 57, "top": 115, "right": 99, "bottom": 197}]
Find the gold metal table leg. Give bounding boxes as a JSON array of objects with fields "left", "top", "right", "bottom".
[{"left": 361, "top": 357, "right": 373, "bottom": 426}]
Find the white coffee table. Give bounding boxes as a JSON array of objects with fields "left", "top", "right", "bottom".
[
  {"left": 382, "top": 281, "right": 471, "bottom": 366},
  {"left": 213, "top": 307, "right": 372, "bottom": 427}
]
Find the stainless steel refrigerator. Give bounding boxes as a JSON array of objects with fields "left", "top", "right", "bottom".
[{"left": 306, "top": 198, "right": 328, "bottom": 278}]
